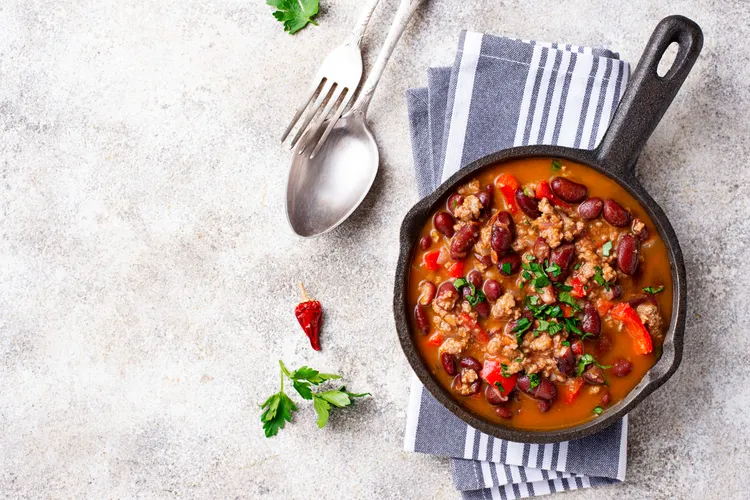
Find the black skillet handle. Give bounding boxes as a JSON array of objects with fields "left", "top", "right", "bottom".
[{"left": 595, "top": 15, "right": 703, "bottom": 177}]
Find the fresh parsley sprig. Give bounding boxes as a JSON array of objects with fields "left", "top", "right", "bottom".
[
  {"left": 576, "top": 354, "right": 612, "bottom": 377},
  {"left": 643, "top": 286, "right": 664, "bottom": 295},
  {"left": 260, "top": 361, "right": 370, "bottom": 437},
  {"left": 267, "top": 0, "right": 320, "bottom": 34}
]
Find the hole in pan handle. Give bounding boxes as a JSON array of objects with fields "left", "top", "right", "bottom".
[{"left": 595, "top": 15, "right": 704, "bottom": 177}]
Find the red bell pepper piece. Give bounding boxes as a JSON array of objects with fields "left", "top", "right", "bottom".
[
  {"left": 570, "top": 277, "right": 586, "bottom": 298},
  {"left": 480, "top": 359, "right": 519, "bottom": 394},
  {"left": 423, "top": 250, "right": 441, "bottom": 271},
  {"left": 564, "top": 377, "right": 584, "bottom": 404},
  {"left": 459, "top": 313, "right": 489, "bottom": 343},
  {"left": 535, "top": 180, "right": 571, "bottom": 209},
  {"left": 571, "top": 339, "right": 584, "bottom": 356},
  {"left": 561, "top": 304, "right": 573, "bottom": 318},
  {"left": 448, "top": 261, "right": 465, "bottom": 278},
  {"left": 295, "top": 283, "right": 323, "bottom": 351},
  {"left": 611, "top": 302, "right": 653, "bottom": 355},
  {"left": 596, "top": 298, "right": 615, "bottom": 317},
  {"left": 496, "top": 173, "right": 520, "bottom": 214},
  {"left": 427, "top": 332, "right": 443, "bottom": 346}
]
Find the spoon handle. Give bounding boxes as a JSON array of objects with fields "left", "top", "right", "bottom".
[
  {"left": 351, "top": 0, "right": 426, "bottom": 115},
  {"left": 347, "top": 0, "right": 382, "bottom": 47}
]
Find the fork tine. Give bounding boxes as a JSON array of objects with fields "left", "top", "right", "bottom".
[
  {"left": 297, "top": 87, "right": 346, "bottom": 155},
  {"left": 280, "top": 79, "right": 325, "bottom": 142},
  {"left": 289, "top": 81, "right": 336, "bottom": 149},
  {"left": 308, "top": 91, "right": 353, "bottom": 159}
]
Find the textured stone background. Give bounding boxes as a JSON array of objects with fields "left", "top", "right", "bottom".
[{"left": 1, "top": 0, "right": 748, "bottom": 498}]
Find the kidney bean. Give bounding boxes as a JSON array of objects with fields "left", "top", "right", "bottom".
[
  {"left": 437, "top": 281, "right": 457, "bottom": 298},
  {"left": 452, "top": 371, "right": 481, "bottom": 396},
  {"left": 494, "top": 406, "right": 513, "bottom": 419},
  {"left": 537, "top": 400, "right": 552, "bottom": 413},
  {"left": 495, "top": 211, "right": 515, "bottom": 233},
  {"left": 582, "top": 365, "right": 605, "bottom": 385},
  {"left": 414, "top": 305, "right": 430, "bottom": 335},
  {"left": 460, "top": 357, "right": 482, "bottom": 371},
  {"left": 602, "top": 199, "right": 631, "bottom": 227},
  {"left": 627, "top": 294, "right": 657, "bottom": 309},
  {"left": 441, "top": 352, "right": 458, "bottom": 376},
  {"left": 490, "top": 224, "right": 513, "bottom": 255},
  {"left": 603, "top": 284, "right": 623, "bottom": 301},
  {"left": 533, "top": 237, "right": 550, "bottom": 262},
  {"left": 497, "top": 253, "right": 521, "bottom": 275},
  {"left": 555, "top": 347, "right": 576, "bottom": 376},
  {"left": 485, "top": 384, "right": 509, "bottom": 405},
  {"left": 581, "top": 302, "right": 601, "bottom": 336},
  {"left": 434, "top": 211, "right": 456, "bottom": 237},
  {"left": 577, "top": 197, "right": 603, "bottom": 220},
  {"left": 483, "top": 280, "right": 502, "bottom": 301},
  {"left": 419, "top": 236, "right": 432, "bottom": 250},
  {"left": 617, "top": 234, "right": 640, "bottom": 275},
  {"left": 517, "top": 375, "right": 557, "bottom": 401},
  {"left": 595, "top": 335, "right": 612, "bottom": 356},
  {"left": 418, "top": 281, "right": 437, "bottom": 306},
  {"left": 548, "top": 244, "right": 575, "bottom": 282},
  {"left": 612, "top": 358, "right": 633, "bottom": 377},
  {"left": 475, "top": 253, "right": 493, "bottom": 269},
  {"left": 450, "top": 222, "right": 480, "bottom": 260},
  {"left": 551, "top": 177, "right": 588, "bottom": 203},
  {"left": 467, "top": 270, "right": 483, "bottom": 289},
  {"left": 601, "top": 392, "right": 612, "bottom": 406},
  {"left": 474, "top": 300, "right": 490, "bottom": 319},
  {"left": 447, "top": 193, "right": 464, "bottom": 215},
  {"left": 515, "top": 188, "right": 541, "bottom": 219},
  {"left": 476, "top": 190, "right": 492, "bottom": 215}
]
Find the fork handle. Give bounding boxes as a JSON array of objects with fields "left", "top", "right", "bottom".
[
  {"left": 350, "top": 0, "right": 426, "bottom": 116},
  {"left": 347, "top": 0, "right": 382, "bottom": 47}
]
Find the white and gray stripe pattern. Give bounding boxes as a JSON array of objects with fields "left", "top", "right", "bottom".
[{"left": 405, "top": 30, "right": 631, "bottom": 499}]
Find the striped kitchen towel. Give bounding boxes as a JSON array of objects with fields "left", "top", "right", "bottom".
[{"left": 404, "top": 31, "right": 631, "bottom": 499}]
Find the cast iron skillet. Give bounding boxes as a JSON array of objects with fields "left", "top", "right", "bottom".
[{"left": 394, "top": 15, "right": 703, "bottom": 443}]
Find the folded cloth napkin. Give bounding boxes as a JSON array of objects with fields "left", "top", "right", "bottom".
[{"left": 404, "top": 31, "right": 631, "bottom": 499}]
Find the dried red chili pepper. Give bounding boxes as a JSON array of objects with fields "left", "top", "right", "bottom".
[{"left": 295, "top": 283, "right": 322, "bottom": 351}]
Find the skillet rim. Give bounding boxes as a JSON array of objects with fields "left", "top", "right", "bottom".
[{"left": 393, "top": 145, "right": 687, "bottom": 443}]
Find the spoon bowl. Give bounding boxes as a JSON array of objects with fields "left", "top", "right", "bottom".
[{"left": 286, "top": 113, "right": 379, "bottom": 237}]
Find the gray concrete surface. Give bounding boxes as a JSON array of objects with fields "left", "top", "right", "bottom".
[{"left": 1, "top": 0, "right": 748, "bottom": 498}]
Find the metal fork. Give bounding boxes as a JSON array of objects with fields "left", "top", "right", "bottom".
[{"left": 280, "top": 0, "right": 381, "bottom": 153}]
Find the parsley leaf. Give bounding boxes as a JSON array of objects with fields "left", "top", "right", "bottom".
[
  {"left": 501, "top": 262, "right": 512, "bottom": 274},
  {"left": 511, "top": 318, "right": 532, "bottom": 334},
  {"left": 528, "top": 373, "right": 540, "bottom": 389},
  {"left": 643, "top": 286, "right": 664, "bottom": 295},
  {"left": 466, "top": 290, "right": 487, "bottom": 307},
  {"left": 576, "top": 354, "right": 612, "bottom": 377},
  {"left": 494, "top": 382, "right": 505, "bottom": 393},
  {"left": 573, "top": 261, "right": 583, "bottom": 270},
  {"left": 501, "top": 364, "right": 511, "bottom": 378},
  {"left": 558, "top": 291, "right": 581, "bottom": 311},
  {"left": 453, "top": 278, "right": 469, "bottom": 290},
  {"left": 602, "top": 241, "right": 613, "bottom": 257},
  {"left": 267, "top": 0, "right": 320, "bottom": 34},
  {"left": 593, "top": 406, "right": 603, "bottom": 416},
  {"left": 551, "top": 159, "right": 562, "bottom": 171},
  {"left": 593, "top": 266, "right": 612, "bottom": 291},
  {"left": 261, "top": 361, "right": 369, "bottom": 437},
  {"left": 545, "top": 263, "right": 562, "bottom": 277},
  {"left": 561, "top": 341, "right": 571, "bottom": 347}
]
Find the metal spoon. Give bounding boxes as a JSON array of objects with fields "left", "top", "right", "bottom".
[{"left": 286, "top": 0, "right": 426, "bottom": 238}]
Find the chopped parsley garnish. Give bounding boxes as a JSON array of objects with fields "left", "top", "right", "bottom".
[
  {"left": 593, "top": 266, "right": 612, "bottom": 291},
  {"left": 545, "top": 263, "right": 562, "bottom": 277},
  {"left": 643, "top": 286, "right": 664, "bottom": 295},
  {"left": 522, "top": 270, "right": 533, "bottom": 281},
  {"left": 501, "top": 364, "right": 511, "bottom": 378},
  {"left": 494, "top": 382, "right": 505, "bottom": 393},
  {"left": 551, "top": 159, "right": 562, "bottom": 171},
  {"left": 535, "top": 275, "right": 551, "bottom": 288},
  {"left": 502, "top": 262, "right": 512, "bottom": 274},
  {"left": 602, "top": 241, "right": 613, "bottom": 257},
  {"left": 563, "top": 317, "right": 583, "bottom": 335},
  {"left": 561, "top": 341, "right": 571, "bottom": 347},
  {"left": 528, "top": 373, "right": 541, "bottom": 389},
  {"left": 511, "top": 318, "right": 532, "bottom": 334},
  {"left": 553, "top": 283, "right": 573, "bottom": 292},
  {"left": 453, "top": 278, "right": 486, "bottom": 307},
  {"left": 573, "top": 261, "right": 583, "bottom": 270},
  {"left": 558, "top": 291, "right": 581, "bottom": 311},
  {"left": 526, "top": 254, "right": 536, "bottom": 261},
  {"left": 576, "top": 354, "right": 612, "bottom": 377},
  {"left": 593, "top": 406, "right": 603, "bottom": 416}
]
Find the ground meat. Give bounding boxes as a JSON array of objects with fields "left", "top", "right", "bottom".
[
  {"left": 534, "top": 198, "right": 564, "bottom": 248},
  {"left": 633, "top": 218, "right": 646, "bottom": 237},
  {"left": 455, "top": 369, "right": 479, "bottom": 395},
  {"left": 575, "top": 238, "right": 617, "bottom": 285},
  {"left": 457, "top": 179, "right": 480, "bottom": 195},
  {"left": 454, "top": 194, "right": 483, "bottom": 222},
  {"left": 486, "top": 333, "right": 520, "bottom": 360},
  {"left": 491, "top": 292, "right": 517, "bottom": 319},
  {"left": 528, "top": 333, "right": 553, "bottom": 352},
  {"left": 636, "top": 302, "right": 664, "bottom": 336},
  {"left": 539, "top": 285, "right": 556, "bottom": 304},
  {"left": 439, "top": 337, "right": 467, "bottom": 355},
  {"left": 475, "top": 223, "right": 492, "bottom": 258}
]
